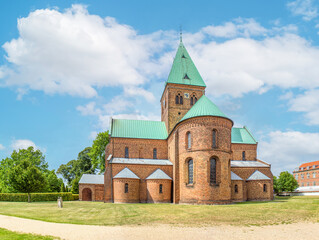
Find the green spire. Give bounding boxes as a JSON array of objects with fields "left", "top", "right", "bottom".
[
  {"left": 180, "top": 95, "right": 229, "bottom": 122},
  {"left": 166, "top": 42, "right": 206, "bottom": 87}
]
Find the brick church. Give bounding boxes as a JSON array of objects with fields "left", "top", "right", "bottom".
[{"left": 79, "top": 39, "right": 274, "bottom": 204}]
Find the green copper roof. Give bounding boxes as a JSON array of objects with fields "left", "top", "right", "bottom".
[
  {"left": 110, "top": 119, "right": 168, "bottom": 140},
  {"left": 180, "top": 95, "right": 229, "bottom": 122},
  {"left": 231, "top": 127, "right": 257, "bottom": 144},
  {"left": 166, "top": 42, "right": 206, "bottom": 87}
]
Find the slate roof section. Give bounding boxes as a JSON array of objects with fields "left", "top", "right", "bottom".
[
  {"left": 246, "top": 170, "right": 271, "bottom": 181},
  {"left": 231, "top": 161, "right": 269, "bottom": 168},
  {"left": 113, "top": 167, "right": 140, "bottom": 179},
  {"left": 166, "top": 41, "right": 206, "bottom": 87},
  {"left": 111, "top": 158, "right": 173, "bottom": 166},
  {"left": 231, "top": 126, "right": 257, "bottom": 144},
  {"left": 146, "top": 169, "right": 172, "bottom": 180},
  {"left": 79, "top": 174, "right": 104, "bottom": 185},
  {"left": 180, "top": 95, "right": 230, "bottom": 122},
  {"left": 110, "top": 119, "right": 168, "bottom": 140},
  {"left": 231, "top": 171, "right": 243, "bottom": 180}
]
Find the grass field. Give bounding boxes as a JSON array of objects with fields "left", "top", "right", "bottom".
[
  {"left": 0, "top": 228, "right": 56, "bottom": 240},
  {"left": 0, "top": 196, "right": 318, "bottom": 227}
]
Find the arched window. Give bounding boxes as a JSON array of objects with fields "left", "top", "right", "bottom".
[
  {"left": 242, "top": 151, "right": 246, "bottom": 161},
  {"left": 153, "top": 148, "right": 157, "bottom": 159},
  {"left": 212, "top": 130, "right": 217, "bottom": 148},
  {"left": 187, "top": 132, "right": 191, "bottom": 149},
  {"left": 180, "top": 95, "right": 183, "bottom": 105},
  {"left": 159, "top": 184, "right": 163, "bottom": 193},
  {"left": 175, "top": 95, "right": 179, "bottom": 104},
  {"left": 263, "top": 184, "right": 267, "bottom": 192},
  {"left": 188, "top": 159, "right": 194, "bottom": 184},
  {"left": 125, "top": 147, "right": 129, "bottom": 158},
  {"left": 125, "top": 183, "right": 128, "bottom": 193},
  {"left": 190, "top": 95, "right": 197, "bottom": 106},
  {"left": 210, "top": 158, "right": 217, "bottom": 184},
  {"left": 235, "top": 184, "right": 238, "bottom": 193}
]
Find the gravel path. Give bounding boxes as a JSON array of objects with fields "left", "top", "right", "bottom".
[{"left": 0, "top": 214, "right": 318, "bottom": 240}]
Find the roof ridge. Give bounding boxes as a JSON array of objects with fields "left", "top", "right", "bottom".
[{"left": 243, "top": 126, "right": 257, "bottom": 143}]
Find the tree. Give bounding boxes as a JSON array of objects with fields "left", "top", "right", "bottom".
[
  {"left": 60, "top": 182, "right": 66, "bottom": 192},
  {"left": 57, "top": 147, "right": 94, "bottom": 190},
  {"left": 45, "top": 170, "right": 63, "bottom": 192},
  {"left": 8, "top": 159, "right": 47, "bottom": 202},
  {"left": 89, "top": 131, "right": 109, "bottom": 172},
  {"left": 71, "top": 177, "right": 80, "bottom": 194},
  {"left": 0, "top": 147, "right": 51, "bottom": 193},
  {"left": 273, "top": 176, "right": 279, "bottom": 193},
  {"left": 277, "top": 171, "right": 299, "bottom": 192}
]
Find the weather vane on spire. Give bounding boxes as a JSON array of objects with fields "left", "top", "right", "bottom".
[{"left": 179, "top": 25, "right": 183, "bottom": 43}]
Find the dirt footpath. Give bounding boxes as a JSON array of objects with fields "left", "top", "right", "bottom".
[{"left": 0, "top": 214, "right": 318, "bottom": 240}]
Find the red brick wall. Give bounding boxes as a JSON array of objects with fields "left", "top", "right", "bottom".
[
  {"left": 146, "top": 179, "right": 172, "bottom": 203},
  {"left": 161, "top": 83, "right": 205, "bottom": 133},
  {"left": 231, "top": 143, "right": 257, "bottom": 161},
  {"left": 79, "top": 184, "right": 104, "bottom": 201},
  {"left": 231, "top": 181, "right": 245, "bottom": 201},
  {"left": 172, "top": 116, "right": 233, "bottom": 204},
  {"left": 294, "top": 169, "right": 319, "bottom": 187},
  {"left": 246, "top": 180, "right": 272, "bottom": 200},
  {"left": 105, "top": 163, "right": 173, "bottom": 203},
  {"left": 113, "top": 179, "right": 140, "bottom": 203},
  {"left": 231, "top": 167, "right": 273, "bottom": 180},
  {"left": 107, "top": 138, "right": 168, "bottom": 160}
]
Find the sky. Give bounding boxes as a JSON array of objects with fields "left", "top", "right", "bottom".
[{"left": 1, "top": 0, "right": 319, "bottom": 176}]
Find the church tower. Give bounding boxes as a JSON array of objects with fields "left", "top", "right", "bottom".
[{"left": 161, "top": 40, "right": 206, "bottom": 133}]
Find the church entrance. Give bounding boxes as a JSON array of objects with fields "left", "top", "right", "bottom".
[{"left": 82, "top": 188, "right": 92, "bottom": 201}]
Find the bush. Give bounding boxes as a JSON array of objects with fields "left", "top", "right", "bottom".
[
  {"left": 72, "top": 194, "right": 79, "bottom": 201},
  {"left": 0, "top": 192, "right": 75, "bottom": 202},
  {"left": 0, "top": 193, "right": 28, "bottom": 202}
]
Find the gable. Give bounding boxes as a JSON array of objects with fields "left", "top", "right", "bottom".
[{"left": 231, "top": 127, "right": 257, "bottom": 144}]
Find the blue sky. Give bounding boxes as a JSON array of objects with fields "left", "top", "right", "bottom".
[{"left": 1, "top": 0, "right": 319, "bottom": 175}]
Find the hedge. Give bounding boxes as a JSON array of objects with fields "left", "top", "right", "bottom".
[
  {"left": 72, "top": 194, "right": 79, "bottom": 201},
  {"left": 0, "top": 192, "right": 76, "bottom": 202}
]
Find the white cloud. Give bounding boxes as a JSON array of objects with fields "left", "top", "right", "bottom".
[
  {"left": 11, "top": 139, "right": 39, "bottom": 151},
  {"left": 202, "top": 18, "right": 267, "bottom": 38},
  {"left": 0, "top": 5, "right": 172, "bottom": 98},
  {"left": 0, "top": 144, "right": 5, "bottom": 150},
  {"left": 188, "top": 33, "right": 319, "bottom": 97},
  {"left": 76, "top": 102, "right": 101, "bottom": 116},
  {"left": 259, "top": 131, "right": 319, "bottom": 175},
  {"left": 288, "top": 89, "right": 319, "bottom": 125},
  {"left": 287, "top": 0, "right": 318, "bottom": 21}
]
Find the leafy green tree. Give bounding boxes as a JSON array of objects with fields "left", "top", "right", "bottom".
[
  {"left": 57, "top": 147, "right": 94, "bottom": 190},
  {"left": 89, "top": 131, "right": 109, "bottom": 172},
  {"left": 57, "top": 160, "right": 78, "bottom": 186},
  {"left": 273, "top": 176, "right": 279, "bottom": 193},
  {"left": 277, "top": 171, "right": 299, "bottom": 192},
  {"left": 45, "top": 170, "right": 63, "bottom": 192},
  {"left": 71, "top": 177, "right": 80, "bottom": 194},
  {"left": 60, "top": 182, "right": 66, "bottom": 192},
  {"left": 8, "top": 159, "right": 47, "bottom": 202},
  {"left": 0, "top": 147, "right": 52, "bottom": 193},
  {"left": 0, "top": 157, "right": 15, "bottom": 193}
]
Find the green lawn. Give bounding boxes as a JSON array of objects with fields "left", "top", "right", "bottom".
[
  {"left": 0, "top": 196, "right": 318, "bottom": 227},
  {"left": 0, "top": 228, "right": 56, "bottom": 240}
]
